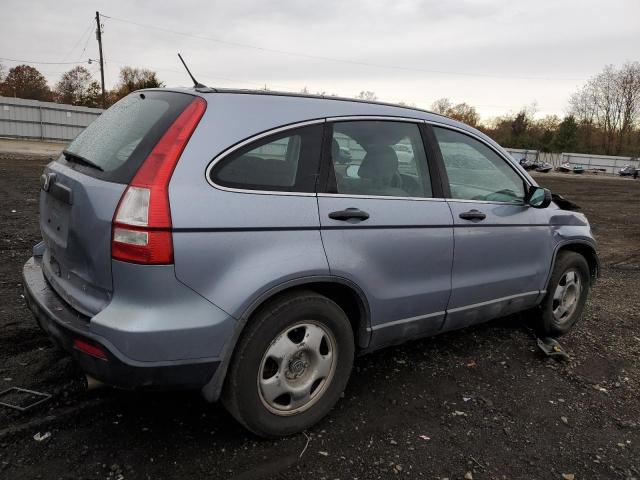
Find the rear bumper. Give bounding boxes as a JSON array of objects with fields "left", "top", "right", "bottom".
[{"left": 23, "top": 256, "right": 220, "bottom": 389}]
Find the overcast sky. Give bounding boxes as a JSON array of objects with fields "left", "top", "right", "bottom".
[{"left": 2, "top": 0, "right": 639, "bottom": 119}]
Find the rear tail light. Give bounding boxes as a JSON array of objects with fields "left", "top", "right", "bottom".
[{"left": 112, "top": 97, "right": 206, "bottom": 264}]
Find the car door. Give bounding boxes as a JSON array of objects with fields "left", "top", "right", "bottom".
[
  {"left": 430, "top": 125, "right": 552, "bottom": 331},
  {"left": 317, "top": 118, "right": 454, "bottom": 347}
]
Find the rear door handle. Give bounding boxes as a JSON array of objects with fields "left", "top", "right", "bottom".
[
  {"left": 328, "top": 208, "right": 370, "bottom": 221},
  {"left": 459, "top": 209, "right": 486, "bottom": 221}
]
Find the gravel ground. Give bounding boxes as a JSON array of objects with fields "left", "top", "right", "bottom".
[{"left": 1, "top": 154, "right": 639, "bottom": 480}]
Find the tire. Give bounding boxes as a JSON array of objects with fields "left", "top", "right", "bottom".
[
  {"left": 221, "top": 290, "right": 354, "bottom": 437},
  {"left": 532, "top": 251, "right": 590, "bottom": 337}
]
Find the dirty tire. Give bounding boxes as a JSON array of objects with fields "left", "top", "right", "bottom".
[
  {"left": 222, "top": 290, "right": 354, "bottom": 437},
  {"left": 532, "top": 251, "right": 590, "bottom": 337}
]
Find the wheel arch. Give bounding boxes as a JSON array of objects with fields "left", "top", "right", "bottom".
[
  {"left": 549, "top": 240, "right": 600, "bottom": 288},
  {"left": 201, "top": 276, "right": 371, "bottom": 402}
]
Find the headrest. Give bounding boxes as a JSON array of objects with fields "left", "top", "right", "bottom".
[{"left": 358, "top": 146, "right": 399, "bottom": 180}]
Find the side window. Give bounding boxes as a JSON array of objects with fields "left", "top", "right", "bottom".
[
  {"left": 211, "top": 124, "right": 322, "bottom": 192},
  {"left": 433, "top": 127, "right": 525, "bottom": 203},
  {"left": 329, "top": 121, "right": 432, "bottom": 198}
]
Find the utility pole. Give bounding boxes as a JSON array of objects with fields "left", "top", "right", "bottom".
[{"left": 95, "top": 11, "right": 106, "bottom": 108}]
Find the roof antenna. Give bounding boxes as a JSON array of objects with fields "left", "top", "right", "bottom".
[{"left": 177, "top": 53, "right": 207, "bottom": 89}]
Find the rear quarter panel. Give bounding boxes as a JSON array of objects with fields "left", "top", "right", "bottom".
[
  {"left": 170, "top": 196, "right": 329, "bottom": 319},
  {"left": 169, "top": 94, "right": 342, "bottom": 318}
]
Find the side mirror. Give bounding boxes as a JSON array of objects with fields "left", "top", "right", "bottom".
[{"left": 526, "top": 186, "right": 552, "bottom": 208}]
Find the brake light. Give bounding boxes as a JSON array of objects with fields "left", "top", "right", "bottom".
[{"left": 112, "top": 97, "right": 206, "bottom": 264}]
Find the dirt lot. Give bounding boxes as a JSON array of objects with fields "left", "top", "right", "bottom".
[{"left": 1, "top": 154, "right": 639, "bottom": 480}]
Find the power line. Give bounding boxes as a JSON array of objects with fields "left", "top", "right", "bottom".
[
  {"left": 101, "top": 13, "right": 586, "bottom": 82},
  {"left": 76, "top": 25, "right": 95, "bottom": 61},
  {"left": 0, "top": 57, "right": 87, "bottom": 65},
  {"left": 61, "top": 22, "right": 93, "bottom": 62}
]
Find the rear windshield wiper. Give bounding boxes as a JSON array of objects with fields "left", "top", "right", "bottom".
[{"left": 62, "top": 150, "right": 104, "bottom": 172}]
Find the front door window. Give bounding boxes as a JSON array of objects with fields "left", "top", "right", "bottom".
[{"left": 433, "top": 127, "right": 525, "bottom": 203}]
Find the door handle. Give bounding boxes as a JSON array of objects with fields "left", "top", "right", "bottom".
[
  {"left": 459, "top": 209, "right": 486, "bottom": 221},
  {"left": 328, "top": 208, "right": 370, "bottom": 221}
]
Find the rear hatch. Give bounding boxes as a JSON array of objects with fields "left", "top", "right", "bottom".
[{"left": 39, "top": 90, "right": 196, "bottom": 316}]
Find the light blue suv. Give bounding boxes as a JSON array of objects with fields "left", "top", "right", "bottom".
[{"left": 22, "top": 88, "right": 598, "bottom": 436}]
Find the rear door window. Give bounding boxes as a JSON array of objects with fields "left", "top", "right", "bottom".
[
  {"left": 210, "top": 124, "right": 323, "bottom": 193},
  {"left": 61, "top": 91, "right": 195, "bottom": 183},
  {"left": 327, "top": 121, "right": 432, "bottom": 198}
]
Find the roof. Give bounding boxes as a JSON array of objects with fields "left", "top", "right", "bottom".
[
  {"left": 147, "top": 86, "right": 454, "bottom": 123},
  {"left": 194, "top": 86, "right": 447, "bottom": 119}
]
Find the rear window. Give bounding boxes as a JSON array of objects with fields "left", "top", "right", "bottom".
[
  {"left": 210, "top": 124, "right": 323, "bottom": 193},
  {"left": 61, "top": 91, "right": 195, "bottom": 183}
]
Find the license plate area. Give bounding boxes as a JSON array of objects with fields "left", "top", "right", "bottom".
[{"left": 42, "top": 194, "right": 70, "bottom": 247}]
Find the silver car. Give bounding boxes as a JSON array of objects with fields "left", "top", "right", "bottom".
[{"left": 23, "top": 88, "right": 598, "bottom": 437}]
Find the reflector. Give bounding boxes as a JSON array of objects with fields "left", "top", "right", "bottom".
[{"left": 73, "top": 339, "right": 108, "bottom": 361}]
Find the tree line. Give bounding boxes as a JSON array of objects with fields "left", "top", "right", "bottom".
[
  {"left": 433, "top": 62, "right": 640, "bottom": 157},
  {"left": 0, "top": 64, "right": 163, "bottom": 108},
  {"left": 1, "top": 61, "right": 638, "bottom": 157}
]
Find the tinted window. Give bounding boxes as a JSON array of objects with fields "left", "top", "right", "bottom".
[
  {"left": 329, "top": 121, "right": 431, "bottom": 198},
  {"left": 63, "top": 91, "right": 194, "bottom": 183},
  {"left": 433, "top": 127, "right": 525, "bottom": 202},
  {"left": 212, "top": 124, "right": 322, "bottom": 192}
]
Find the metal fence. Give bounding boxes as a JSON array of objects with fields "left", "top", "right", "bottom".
[
  {"left": 505, "top": 148, "right": 540, "bottom": 163},
  {"left": 559, "top": 152, "right": 639, "bottom": 175},
  {"left": 506, "top": 148, "right": 639, "bottom": 175},
  {"left": 0, "top": 96, "right": 103, "bottom": 142}
]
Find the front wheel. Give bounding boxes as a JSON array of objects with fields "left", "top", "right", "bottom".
[
  {"left": 222, "top": 291, "right": 354, "bottom": 437},
  {"left": 532, "top": 251, "right": 590, "bottom": 337}
]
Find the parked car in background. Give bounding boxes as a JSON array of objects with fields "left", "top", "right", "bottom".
[
  {"left": 23, "top": 88, "right": 599, "bottom": 437},
  {"left": 519, "top": 158, "right": 552, "bottom": 173},
  {"left": 519, "top": 158, "right": 537, "bottom": 170},
  {"left": 619, "top": 164, "right": 639, "bottom": 177}
]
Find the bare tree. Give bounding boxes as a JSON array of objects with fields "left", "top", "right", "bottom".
[
  {"left": 617, "top": 61, "right": 640, "bottom": 153},
  {"left": 569, "top": 63, "right": 640, "bottom": 155},
  {"left": 0, "top": 63, "right": 6, "bottom": 83},
  {"left": 595, "top": 66, "right": 623, "bottom": 154},
  {"left": 356, "top": 91, "right": 377, "bottom": 101},
  {"left": 568, "top": 88, "right": 596, "bottom": 124},
  {"left": 430, "top": 97, "right": 453, "bottom": 115}
]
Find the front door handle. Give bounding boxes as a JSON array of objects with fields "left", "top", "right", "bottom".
[
  {"left": 459, "top": 209, "right": 486, "bottom": 221},
  {"left": 328, "top": 208, "right": 370, "bottom": 221}
]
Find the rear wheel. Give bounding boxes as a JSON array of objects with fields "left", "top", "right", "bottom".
[
  {"left": 531, "top": 251, "right": 590, "bottom": 337},
  {"left": 222, "top": 291, "right": 354, "bottom": 437}
]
